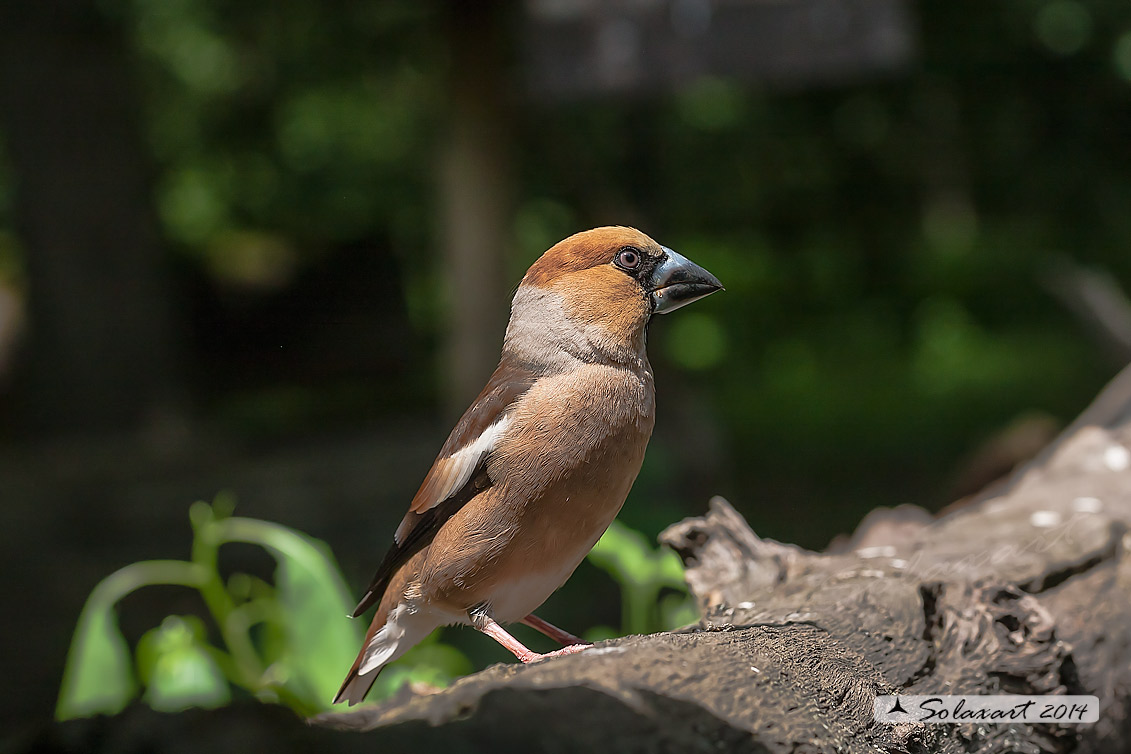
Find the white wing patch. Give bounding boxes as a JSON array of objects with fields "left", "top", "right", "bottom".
[
  {"left": 433, "top": 414, "right": 512, "bottom": 503},
  {"left": 393, "top": 414, "right": 513, "bottom": 543}
]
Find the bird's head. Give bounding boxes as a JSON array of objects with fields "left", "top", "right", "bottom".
[{"left": 504, "top": 226, "right": 723, "bottom": 368}]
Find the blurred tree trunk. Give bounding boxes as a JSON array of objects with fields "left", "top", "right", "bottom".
[
  {"left": 0, "top": 0, "right": 181, "bottom": 435},
  {"left": 437, "top": 0, "right": 514, "bottom": 416}
]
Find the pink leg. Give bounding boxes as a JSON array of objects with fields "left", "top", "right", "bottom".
[
  {"left": 473, "top": 614, "right": 591, "bottom": 663},
  {"left": 521, "top": 614, "right": 589, "bottom": 647}
]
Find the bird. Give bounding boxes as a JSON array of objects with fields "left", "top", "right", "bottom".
[{"left": 334, "top": 226, "right": 722, "bottom": 705}]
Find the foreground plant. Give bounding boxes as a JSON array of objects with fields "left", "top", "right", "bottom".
[
  {"left": 587, "top": 519, "right": 698, "bottom": 637},
  {"left": 58, "top": 496, "right": 690, "bottom": 719},
  {"left": 56, "top": 496, "right": 469, "bottom": 719}
]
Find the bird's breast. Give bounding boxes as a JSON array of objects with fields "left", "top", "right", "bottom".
[
  {"left": 421, "top": 362, "right": 655, "bottom": 622},
  {"left": 482, "top": 366, "right": 654, "bottom": 620},
  {"left": 481, "top": 427, "right": 650, "bottom": 622}
]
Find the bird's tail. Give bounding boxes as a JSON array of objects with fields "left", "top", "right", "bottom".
[
  {"left": 333, "top": 654, "right": 382, "bottom": 707},
  {"left": 333, "top": 600, "right": 440, "bottom": 706}
]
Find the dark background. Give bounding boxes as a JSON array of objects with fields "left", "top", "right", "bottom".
[{"left": 2, "top": 0, "right": 1130, "bottom": 738}]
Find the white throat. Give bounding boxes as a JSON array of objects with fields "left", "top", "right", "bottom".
[{"left": 502, "top": 285, "right": 646, "bottom": 373}]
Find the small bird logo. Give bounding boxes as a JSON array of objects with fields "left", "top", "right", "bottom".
[{"left": 334, "top": 227, "right": 723, "bottom": 705}]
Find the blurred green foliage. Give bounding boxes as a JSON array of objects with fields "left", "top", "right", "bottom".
[
  {"left": 0, "top": 0, "right": 1126, "bottom": 587},
  {"left": 103, "top": 0, "right": 443, "bottom": 295},
  {"left": 74, "top": 0, "right": 1128, "bottom": 543},
  {"left": 587, "top": 520, "right": 698, "bottom": 638},
  {"left": 56, "top": 496, "right": 470, "bottom": 718}
]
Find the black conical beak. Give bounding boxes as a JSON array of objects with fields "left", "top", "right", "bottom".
[{"left": 649, "top": 247, "right": 724, "bottom": 314}]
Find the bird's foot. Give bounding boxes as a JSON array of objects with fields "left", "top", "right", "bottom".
[
  {"left": 521, "top": 613, "right": 586, "bottom": 646},
  {"left": 472, "top": 611, "right": 593, "bottom": 664},
  {"left": 518, "top": 642, "right": 592, "bottom": 664}
]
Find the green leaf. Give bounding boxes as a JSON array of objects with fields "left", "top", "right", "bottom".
[
  {"left": 588, "top": 521, "right": 694, "bottom": 635},
  {"left": 590, "top": 520, "right": 688, "bottom": 591},
  {"left": 56, "top": 603, "right": 136, "bottom": 719},
  {"left": 660, "top": 592, "right": 700, "bottom": 631},
  {"left": 138, "top": 616, "right": 230, "bottom": 712},
  {"left": 656, "top": 549, "right": 690, "bottom": 589},
  {"left": 56, "top": 559, "right": 208, "bottom": 720},
  {"left": 588, "top": 520, "right": 655, "bottom": 587},
  {"left": 216, "top": 517, "right": 363, "bottom": 710}
]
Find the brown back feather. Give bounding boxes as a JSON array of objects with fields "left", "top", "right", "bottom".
[{"left": 349, "top": 360, "right": 535, "bottom": 618}]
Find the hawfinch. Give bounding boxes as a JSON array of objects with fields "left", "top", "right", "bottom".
[{"left": 334, "top": 226, "right": 722, "bottom": 705}]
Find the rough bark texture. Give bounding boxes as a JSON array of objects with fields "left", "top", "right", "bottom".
[{"left": 29, "top": 367, "right": 1131, "bottom": 752}]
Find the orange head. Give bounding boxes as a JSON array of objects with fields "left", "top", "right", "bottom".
[{"left": 505, "top": 227, "right": 722, "bottom": 367}]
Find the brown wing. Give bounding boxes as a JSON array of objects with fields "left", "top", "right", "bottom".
[{"left": 350, "top": 360, "right": 536, "bottom": 618}]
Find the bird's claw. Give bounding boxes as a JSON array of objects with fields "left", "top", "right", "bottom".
[{"left": 520, "top": 642, "right": 593, "bottom": 663}]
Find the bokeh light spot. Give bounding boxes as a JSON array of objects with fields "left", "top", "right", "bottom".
[
  {"left": 677, "top": 77, "right": 745, "bottom": 132},
  {"left": 1114, "top": 32, "right": 1131, "bottom": 82},
  {"left": 1034, "top": 1, "right": 1092, "bottom": 56},
  {"left": 664, "top": 312, "right": 727, "bottom": 370},
  {"left": 923, "top": 196, "right": 978, "bottom": 256}
]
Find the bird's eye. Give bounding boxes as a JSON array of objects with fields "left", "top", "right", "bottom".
[{"left": 616, "top": 247, "right": 641, "bottom": 270}]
